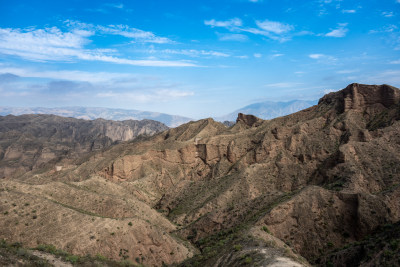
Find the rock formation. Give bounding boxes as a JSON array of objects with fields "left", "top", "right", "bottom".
[
  {"left": 0, "top": 83, "right": 399, "bottom": 266},
  {"left": 0, "top": 114, "right": 168, "bottom": 178}
]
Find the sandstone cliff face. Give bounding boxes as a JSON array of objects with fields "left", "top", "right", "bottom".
[
  {"left": 0, "top": 114, "right": 168, "bottom": 178},
  {"left": 1, "top": 84, "right": 399, "bottom": 266}
]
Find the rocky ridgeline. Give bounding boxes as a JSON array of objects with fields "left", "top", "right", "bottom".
[
  {"left": 0, "top": 83, "right": 399, "bottom": 266},
  {"left": 0, "top": 114, "right": 168, "bottom": 178}
]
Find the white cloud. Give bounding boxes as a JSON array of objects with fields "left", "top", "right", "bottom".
[
  {"left": 98, "top": 25, "right": 172, "bottom": 44},
  {"left": 217, "top": 33, "right": 248, "bottom": 41},
  {"left": 204, "top": 18, "right": 243, "bottom": 29},
  {"left": 309, "top": 54, "right": 325, "bottom": 59},
  {"left": 0, "top": 67, "right": 132, "bottom": 83},
  {"left": 104, "top": 3, "right": 124, "bottom": 9},
  {"left": 390, "top": 59, "right": 400, "bottom": 64},
  {"left": 66, "top": 20, "right": 173, "bottom": 44},
  {"left": 253, "top": 53, "right": 262, "bottom": 58},
  {"left": 96, "top": 89, "right": 194, "bottom": 103},
  {"left": 159, "top": 49, "right": 230, "bottom": 57},
  {"left": 309, "top": 54, "right": 337, "bottom": 63},
  {"left": 382, "top": 11, "right": 394, "bottom": 17},
  {"left": 325, "top": 23, "right": 348, "bottom": 37},
  {"left": 336, "top": 69, "right": 359, "bottom": 74},
  {"left": 271, "top": 53, "right": 284, "bottom": 58},
  {"left": 256, "top": 20, "right": 293, "bottom": 34},
  {"left": 342, "top": 9, "right": 356, "bottom": 13},
  {"left": 0, "top": 26, "right": 196, "bottom": 67},
  {"left": 360, "top": 70, "right": 400, "bottom": 86},
  {"left": 205, "top": 18, "right": 293, "bottom": 42},
  {"left": 0, "top": 66, "right": 196, "bottom": 105},
  {"left": 369, "top": 24, "right": 398, "bottom": 34}
]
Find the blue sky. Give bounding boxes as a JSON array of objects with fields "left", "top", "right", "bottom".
[{"left": 0, "top": 0, "right": 399, "bottom": 118}]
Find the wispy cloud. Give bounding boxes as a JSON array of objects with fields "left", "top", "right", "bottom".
[
  {"left": 0, "top": 26, "right": 196, "bottom": 67},
  {"left": 390, "top": 59, "right": 400, "bottom": 64},
  {"left": 217, "top": 33, "right": 248, "bottom": 41},
  {"left": 0, "top": 67, "right": 195, "bottom": 105},
  {"left": 0, "top": 67, "right": 133, "bottom": 83},
  {"left": 382, "top": 11, "right": 394, "bottom": 17},
  {"left": 205, "top": 18, "right": 294, "bottom": 42},
  {"left": 104, "top": 3, "right": 124, "bottom": 9},
  {"left": 204, "top": 18, "right": 242, "bottom": 29},
  {"left": 325, "top": 23, "right": 348, "bottom": 37},
  {"left": 96, "top": 89, "right": 194, "bottom": 103},
  {"left": 336, "top": 69, "right": 359, "bottom": 74},
  {"left": 309, "top": 54, "right": 325, "bottom": 59},
  {"left": 369, "top": 24, "right": 398, "bottom": 34},
  {"left": 256, "top": 20, "right": 293, "bottom": 34},
  {"left": 271, "top": 53, "right": 284, "bottom": 58},
  {"left": 66, "top": 20, "right": 173, "bottom": 44},
  {"left": 309, "top": 54, "right": 337, "bottom": 62},
  {"left": 342, "top": 9, "right": 356, "bottom": 13},
  {"left": 152, "top": 48, "right": 230, "bottom": 58},
  {"left": 253, "top": 53, "right": 262, "bottom": 58}
]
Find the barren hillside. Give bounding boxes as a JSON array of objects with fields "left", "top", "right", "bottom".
[{"left": 0, "top": 83, "right": 399, "bottom": 266}]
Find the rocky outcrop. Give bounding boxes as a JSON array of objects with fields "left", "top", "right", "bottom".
[
  {"left": 236, "top": 113, "right": 264, "bottom": 127},
  {"left": 319, "top": 83, "right": 400, "bottom": 113},
  {"left": 0, "top": 114, "right": 168, "bottom": 178}
]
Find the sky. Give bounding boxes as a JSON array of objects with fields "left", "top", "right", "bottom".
[{"left": 0, "top": 0, "right": 399, "bottom": 119}]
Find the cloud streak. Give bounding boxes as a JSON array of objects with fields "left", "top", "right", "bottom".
[
  {"left": 204, "top": 18, "right": 294, "bottom": 42},
  {"left": 0, "top": 26, "right": 196, "bottom": 67},
  {"left": 325, "top": 23, "right": 348, "bottom": 37}
]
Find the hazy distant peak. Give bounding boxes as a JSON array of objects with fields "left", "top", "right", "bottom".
[{"left": 0, "top": 106, "right": 192, "bottom": 127}]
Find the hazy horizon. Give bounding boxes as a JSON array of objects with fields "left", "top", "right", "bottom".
[{"left": 1, "top": 0, "right": 399, "bottom": 119}]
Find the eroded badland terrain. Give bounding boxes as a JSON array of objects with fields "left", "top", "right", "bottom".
[{"left": 1, "top": 83, "right": 400, "bottom": 266}]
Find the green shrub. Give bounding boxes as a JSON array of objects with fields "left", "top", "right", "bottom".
[
  {"left": 95, "top": 253, "right": 107, "bottom": 261},
  {"left": 36, "top": 244, "right": 57, "bottom": 254},
  {"left": 66, "top": 255, "right": 79, "bottom": 263},
  {"left": 233, "top": 244, "right": 242, "bottom": 251},
  {"left": 244, "top": 256, "right": 253, "bottom": 264},
  {"left": 262, "top": 226, "right": 271, "bottom": 234},
  {"left": 128, "top": 222, "right": 133, "bottom": 226}
]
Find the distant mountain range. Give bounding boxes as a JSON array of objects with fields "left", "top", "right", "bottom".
[
  {"left": 216, "top": 99, "right": 318, "bottom": 122},
  {"left": 0, "top": 100, "right": 317, "bottom": 128},
  {"left": 0, "top": 106, "right": 192, "bottom": 127}
]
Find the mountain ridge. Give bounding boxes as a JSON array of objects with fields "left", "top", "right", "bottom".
[
  {"left": 0, "top": 114, "right": 168, "bottom": 178},
  {"left": 216, "top": 99, "right": 317, "bottom": 122},
  {"left": 0, "top": 106, "right": 193, "bottom": 127},
  {"left": 0, "top": 83, "right": 399, "bottom": 266}
]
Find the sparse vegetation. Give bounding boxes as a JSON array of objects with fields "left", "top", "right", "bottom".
[
  {"left": 233, "top": 244, "right": 242, "bottom": 251},
  {"left": 262, "top": 226, "right": 270, "bottom": 234},
  {"left": 244, "top": 256, "right": 253, "bottom": 264}
]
